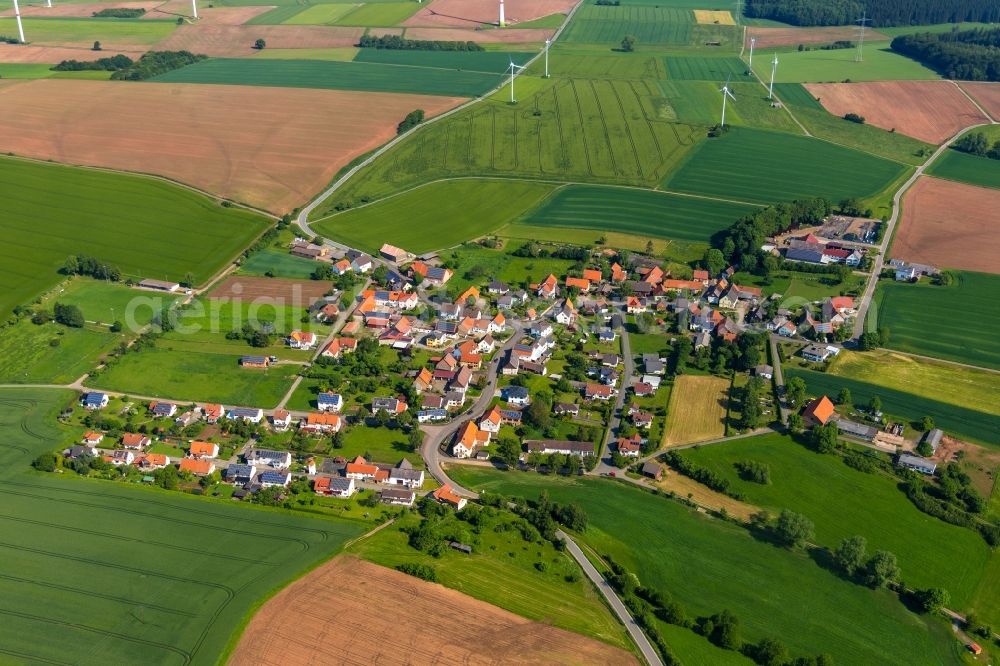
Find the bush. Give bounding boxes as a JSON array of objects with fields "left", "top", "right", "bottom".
[
  {"left": 844, "top": 112, "right": 865, "bottom": 124},
  {"left": 734, "top": 460, "right": 771, "bottom": 484},
  {"left": 396, "top": 563, "right": 437, "bottom": 582},
  {"left": 92, "top": 7, "right": 145, "bottom": 17},
  {"left": 32, "top": 452, "right": 59, "bottom": 472},
  {"left": 358, "top": 34, "right": 483, "bottom": 51},
  {"left": 397, "top": 109, "right": 425, "bottom": 135},
  {"left": 53, "top": 303, "right": 84, "bottom": 328},
  {"left": 110, "top": 50, "right": 207, "bottom": 81}
]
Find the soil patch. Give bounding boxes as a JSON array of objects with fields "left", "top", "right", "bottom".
[
  {"left": 404, "top": 0, "right": 574, "bottom": 28},
  {"left": 747, "top": 26, "right": 889, "bottom": 49},
  {"left": 805, "top": 81, "right": 987, "bottom": 144},
  {"left": 228, "top": 556, "right": 638, "bottom": 665},
  {"left": 147, "top": 5, "right": 272, "bottom": 24},
  {"left": 893, "top": 176, "right": 1000, "bottom": 274},
  {"left": 155, "top": 24, "right": 363, "bottom": 57},
  {"left": 960, "top": 81, "right": 1000, "bottom": 122},
  {"left": 207, "top": 276, "right": 331, "bottom": 304},
  {"left": 0, "top": 79, "right": 463, "bottom": 212},
  {"left": 0, "top": 43, "right": 144, "bottom": 62},
  {"left": 403, "top": 26, "right": 555, "bottom": 42}
]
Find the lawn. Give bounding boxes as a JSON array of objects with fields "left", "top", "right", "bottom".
[
  {"left": 0, "top": 319, "right": 117, "bottom": 384},
  {"left": 447, "top": 467, "right": 962, "bottom": 666},
  {"left": 0, "top": 388, "right": 363, "bottom": 664},
  {"left": 333, "top": 2, "right": 421, "bottom": 26},
  {"left": 753, "top": 42, "right": 941, "bottom": 83},
  {"left": 89, "top": 347, "right": 300, "bottom": 407},
  {"left": 442, "top": 244, "right": 576, "bottom": 295},
  {"left": 828, "top": 350, "right": 1000, "bottom": 419},
  {"left": 662, "top": 374, "right": 729, "bottom": 446},
  {"left": 327, "top": 74, "right": 705, "bottom": 203},
  {"left": 50, "top": 278, "right": 181, "bottom": 328},
  {"left": 311, "top": 179, "right": 556, "bottom": 252},
  {"left": 151, "top": 58, "right": 500, "bottom": 97},
  {"left": 517, "top": 184, "right": 758, "bottom": 243},
  {"left": 348, "top": 508, "right": 633, "bottom": 651},
  {"left": 927, "top": 149, "right": 1000, "bottom": 190},
  {"left": 676, "top": 433, "right": 994, "bottom": 616},
  {"left": 336, "top": 424, "right": 425, "bottom": 467},
  {"left": 731, "top": 268, "right": 865, "bottom": 302},
  {"left": 1, "top": 157, "right": 269, "bottom": 320},
  {"left": 237, "top": 249, "right": 321, "bottom": 279},
  {"left": 0, "top": 16, "right": 174, "bottom": 46},
  {"left": 783, "top": 368, "right": 1000, "bottom": 447},
  {"left": 352, "top": 48, "right": 531, "bottom": 72},
  {"left": 663, "top": 127, "right": 907, "bottom": 205},
  {"left": 874, "top": 272, "right": 1000, "bottom": 371}
]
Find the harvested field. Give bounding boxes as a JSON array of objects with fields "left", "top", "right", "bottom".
[
  {"left": 207, "top": 275, "right": 331, "bottom": 303},
  {"left": 404, "top": 0, "right": 574, "bottom": 28},
  {"left": 894, "top": 176, "right": 999, "bottom": 274},
  {"left": 0, "top": 1, "right": 158, "bottom": 17},
  {"left": 662, "top": 374, "right": 730, "bottom": 446},
  {"left": 656, "top": 469, "right": 759, "bottom": 521},
  {"left": 960, "top": 81, "right": 1000, "bottom": 122},
  {"left": 229, "top": 556, "right": 637, "bottom": 666},
  {"left": 152, "top": 5, "right": 273, "bottom": 24},
  {"left": 154, "top": 24, "right": 363, "bottom": 56},
  {"left": 693, "top": 9, "right": 734, "bottom": 24},
  {"left": 0, "top": 43, "right": 144, "bottom": 63},
  {"left": 804, "top": 81, "right": 987, "bottom": 144},
  {"left": 747, "top": 25, "right": 889, "bottom": 49},
  {"left": 403, "top": 26, "right": 555, "bottom": 42},
  {"left": 0, "top": 79, "right": 463, "bottom": 212}
]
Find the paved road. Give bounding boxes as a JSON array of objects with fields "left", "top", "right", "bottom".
[
  {"left": 559, "top": 530, "right": 664, "bottom": 666},
  {"left": 851, "top": 122, "right": 994, "bottom": 339},
  {"left": 594, "top": 317, "right": 633, "bottom": 476}
]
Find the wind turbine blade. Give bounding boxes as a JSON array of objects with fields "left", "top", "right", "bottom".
[{"left": 726, "top": 89, "right": 736, "bottom": 101}]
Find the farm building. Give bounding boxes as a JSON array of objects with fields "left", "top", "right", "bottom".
[
  {"left": 525, "top": 440, "right": 594, "bottom": 457},
  {"left": 835, "top": 419, "right": 877, "bottom": 441},
  {"left": 897, "top": 454, "right": 937, "bottom": 475},
  {"left": 380, "top": 487, "right": 416, "bottom": 506},
  {"left": 642, "top": 462, "right": 664, "bottom": 480},
  {"left": 240, "top": 355, "right": 271, "bottom": 368},
  {"left": 137, "top": 279, "right": 181, "bottom": 293},
  {"left": 379, "top": 243, "right": 409, "bottom": 263},
  {"left": 388, "top": 459, "right": 424, "bottom": 489}
]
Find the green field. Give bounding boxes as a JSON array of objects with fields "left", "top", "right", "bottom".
[
  {"left": 0, "top": 388, "right": 363, "bottom": 664},
  {"left": 349, "top": 507, "right": 633, "bottom": 651},
  {"left": 251, "top": 46, "right": 359, "bottom": 60},
  {"left": 312, "top": 179, "right": 555, "bottom": 253},
  {"left": 279, "top": 2, "right": 358, "bottom": 24},
  {"left": 0, "top": 64, "right": 111, "bottom": 79},
  {"left": 151, "top": 58, "right": 502, "bottom": 97},
  {"left": 753, "top": 42, "right": 941, "bottom": 83},
  {"left": 333, "top": 1, "right": 420, "bottom": 25},
  {"left": 874, "top": 272, "right": 1000, "bottom": 371},
  {"left": 656, "top": 80, "right": 802, "bottom": 132},
  {"left": 443, "top": 244, "right": 576, "bottom": 295},
  {"left": 518, "top": 184, "right": 757, "bottom": 243},
  {"left": 785, "top": 104, "right": 931, "bottom": 165},
  {"left": 0, "top": 319, "right": 117, "bottom": 384},
  {"left": 237, "top": 249, "right": 321, "bottom": 279},
  {"left": 665, "top": 55, "right": 753, "bottom": 81},
  {"left": 353, "top": 48, "right": 531, "bottom": 72},
  {"left": 1, "top": 158, "right": 269, "bottom": 320},
  {"left": 0, "top": 16, "right": 174, "bottom": 45},
  {"left": 770, "top": 82, "right": 822, "bottom": 109},
  {"left": 664, "top": 127, "right": 907, "bottom": 204},
  {"left": 562, "top": 6, "right": 693, "bottom": 45},
  {"left": 448, "top": 467, "right": 962, "bottom": 666},
  {"left": 784, "top": 367, "right": 1000, "bottom": 446},
  {"left": 927, "top": 149, "right": 1000, "bottom": 190},
  {"left": 327, "top": 75, "right": 706, "bottom": 204},
  {"left": 90, "top": 347, "right": 300, "bottom": 406},
  {"left": 53, "top": 279, "right": 180, "bottom": 328},
  {"left": 677, "top": 433, "right": 994, "bottom": 613},
  {"left": 528, "top": 52, "right": 667, "bottom": 79}
]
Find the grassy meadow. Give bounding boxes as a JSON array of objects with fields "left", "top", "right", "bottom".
[
  {"left": 874, "top": 272, "right": 1000, "bottom": 371},
  {"left": 0, "top": 388, "right": 363, "bottom": 664},
  {"left": 663, "top": 127, "right": 907, "bottom": 204},
  {"left": 927, "top": 149, "right": 1000, "bottom": 190},
  {"left": 676, "top": 433, "right": 995, "bottom": 616},
  {"left": 753, "top": 42, "right": 941, "bottom": 83},
  {"left": 237, "top": 250, "right": 321, "bottom": 279},
  {"left": 1, "top": 158, "right": 269, "bottom": 320},
  {"left": 517, "top": 184, "right": 757, "bottom": 243},
  {"left": 151, "top": 58, "right": 503, "bottom": 97},
  {"left": 312, "top": 179, "right": 556, "bottom": 253},
  {"left": 447, "top": 467, "right": 963, "bottom": 666}
]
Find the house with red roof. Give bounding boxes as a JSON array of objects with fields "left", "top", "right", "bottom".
[
  {"left": 121, "top": 433, "right": 150, "bottom": 450},
  {"left": 433, "top": 484, "right": 467, "bottom": 510},
  {"left": 803, "top": 395, "right": 836, "bottom": 426}
]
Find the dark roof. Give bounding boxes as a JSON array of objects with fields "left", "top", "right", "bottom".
[
  {"left": 226, "top": 464, "right": 254, "bottom": 480},
  {"left": 642, "top": 461, "right": 662, "bottom": 475},
  {"left": 328, "top": 478, "right": 353, "bottom": 491},
  {"left": 380, "top": 487, "right": 415, "bottom": 501},
  {"left": 251, "top": 449, "right": 288, "bottom": 460},
  {"left": 259, "top": 470, "right": 290, "bottom": 483},
  {"left": 503, "top": 386, "right": 530, "bottom": 399}
]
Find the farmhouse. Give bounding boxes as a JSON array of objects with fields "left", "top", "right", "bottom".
[
  {"left": 345, "top": 456, "right": 389, "bottom": 483},
  {"left": 432, "top": 484, "right": 467, "bottom": 510},
  {"left": 388, "top": 459, "right": 424, "bottom": 489},
  {"left": 803, "top": 395, "right": 835, "bottom": 426}
]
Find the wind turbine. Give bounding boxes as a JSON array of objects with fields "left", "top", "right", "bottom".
[
  {"left": 11, "top": 0, "right": 25, "bottom": 42},
  {"left": 191, "top": 0, "right": 198, "bottom": 19},
  {"left": 498, "top": 0, "right": 505, "bottom": 27},
  {"left": 719, "top": 75, "right": 736, "bottom": 128},
  {"left": 747, "top": 36, "right": 755, "bottom": 72},
  {"left": 768, "top": 53, "right": 778, "bottom": 99},
  {"left": 507, "top": 58, "right": 525, "bottom": 103},
  {"left": 543, "top": 38, "right": 551, "bottom": 78}
]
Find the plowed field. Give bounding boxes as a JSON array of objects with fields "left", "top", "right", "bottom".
[
  {"left": 404, "top": 0, "right": 574, "bottom": 28},
  {"left": 0, "top": 79, "right": 463, "bottom": 212},
  {"left": 747, "top": 25, "right": 888, "bottom": 49},
  {"left": 155, "top": 24, "right": 363, "bottom": 56}
]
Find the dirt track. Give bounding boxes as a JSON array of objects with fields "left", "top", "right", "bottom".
[
  {"left": 747, "top": 26, "right": 889, "bottom": 49},
  {"left": 0, "top": 79, "right": 464, "bottom": 213},
  {"left": 805, "top": 81, "right": 988, "bottom": 144},
  {"left": 404, "top": 0, "right": 574, "bottom": 28},
  {"left": 893, "top": 176, "right": 999, "bottom": 274},
  {"left": 228, "top": 556, "right": 638, "bottom": 666}
]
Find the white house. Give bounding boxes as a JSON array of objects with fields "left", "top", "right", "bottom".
[
  {"left": 288, "top": 331, "right": 317, "bottom": 350},
  {"left": 227, "top": 407, "right": 265, "bottom": 423},
  {"left": 316, "top": 392, "right": 344, "bottom": 412},
  {"left": 247, "top": 449, "right": 292, "bottom": 469}
]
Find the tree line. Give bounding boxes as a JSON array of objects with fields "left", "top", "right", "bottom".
[
  {"left": 109, "top": 51, "right": 206, "bottom": 81},
  {"left": 744, "top": 0, "right": 1000, "bottom": 27},
  {"left": 52, "top": 54, "right": 133, "bottom": 72},
  {"left": 357, "top": 35, "right": 484, "bottom": 51},
  {"left": 954, "top": 130, "right": 1000, "bottom": 159},
  {"left": 892, "top": 28, "right": 1000, "bottom": 81}
]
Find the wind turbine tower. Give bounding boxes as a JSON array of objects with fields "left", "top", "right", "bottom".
[
  {"left": 507, "top": 59, "right": 525, "bottom": 103},
  {"left": 498, "top": 0, "right": 505, "bottom": 27},
  {"left": 191, "top": 0, "right": 198, "bottom": 19},
  {"left": 719, "top": 76, "right": 736, "bottom": 127},
  {"left": 768, "top": 53, "right": 778, "bottom": 99},
  {"left": 12, "top": 0, "right": 25, "bottom": 42},
  {"left": 855, "top": 11, "right": 870, "bottom": 62},
  {"left": 748, "top": 36, "right": 755, "bottom": 72},
  {"left": 544, "top": 39, "right": 551, "bottom": 78}
]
